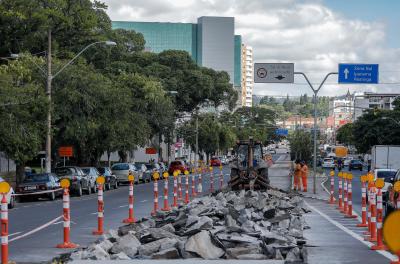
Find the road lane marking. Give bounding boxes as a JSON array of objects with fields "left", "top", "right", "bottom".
[
  {"left": 9, "top": 215, "right": 63, "bottom": 243},
  {"left": 305, "top": 201, "right": 397, "bottom": 261},
  {"left": 9, "top": 232, "right": 22, "bottom": 237},
  {"left": 140, "top": 200, "right": 148, "bottom": 203},
  {"left": 118, "top": 205, "right": 128, "bottom": 208}
]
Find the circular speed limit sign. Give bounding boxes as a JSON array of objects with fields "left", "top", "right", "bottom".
[{"left": 257, "top": 67, "right": 267, "bottom": 78}]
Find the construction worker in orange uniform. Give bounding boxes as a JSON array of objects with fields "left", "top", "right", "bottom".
[
  {"left": 294, "top": 159, "right": 302, "bottom": 191},
  {"left": 300, "top": 160, "right": 308, "bottom": 192}
]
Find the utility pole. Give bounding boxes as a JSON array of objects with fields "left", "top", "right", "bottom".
[
  {"left": 45, "top": 29, "right": 52, "bottom": 173},
  {"left": 195, "top": 113, "right": 199, "bottom": 167}
]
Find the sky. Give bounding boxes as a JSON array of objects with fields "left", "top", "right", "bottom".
[{"left": 101, "top": 0, "right": 400, "bottom": 97}]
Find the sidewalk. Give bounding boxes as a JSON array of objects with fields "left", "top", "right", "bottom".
[{"left": 268, "top": 158, "right": 397, "bottom": 264}]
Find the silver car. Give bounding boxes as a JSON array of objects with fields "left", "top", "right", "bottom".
[{"left": 111, "top": 163, "right": 139, "bottom": 184}]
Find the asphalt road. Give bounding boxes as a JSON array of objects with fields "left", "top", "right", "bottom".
[{"left": 9, "top": 155, "right": 285, "bottom": 263}]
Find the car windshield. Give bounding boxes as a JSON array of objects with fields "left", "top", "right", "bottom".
[
  {"left": 377, "top": 170, "right": 396, "bottom": 180},
  {"left": 146, "top": 164, "right": 155, "bottom": 169},
  {"left": 97, "top": 168, "right": 105, "bottom": 174},
  {"left": 112, "top": 164, "right": 129, "bottom": 170},
  {"left": 352, "top": 160, "right": 362, "bottom": 164},
  {"left": 55, "top": 167, "right": 75, "bottom": 176},
  {"left": 324, "top": 159, "right": 332, "bottom": 162},
  {"left": 81, "top": 168, "right": 90, "bottom": 174},
  {"left": 23, "top": 174, "right": 50, "bottom": 183}
]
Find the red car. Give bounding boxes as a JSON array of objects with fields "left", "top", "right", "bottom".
[
  {"left": 210, "top": 157, "right": 222, "bottom": 167},
  {"left": 168, "top": 160, "right": 188, "bottom": 175}
]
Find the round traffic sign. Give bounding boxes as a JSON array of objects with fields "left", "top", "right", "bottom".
[
  {"left": 383, "top": 211, "right": 400, "bottom": 253},
  {"left": 360, "top": 175, "right": 367, "bottom": 183},
  {"left": 184, "top": 170, "right": 189, "bottom": 175},
  {"left": 153, "top": 172, "right": 160, "bottom": 180},
  {"left": 257, "top": 67, "right": 267, "bottom": 78},
  {"left": 347, "top": 173, "right": 353, "bottom": 180},
  {"left": 96, "top": 176, "right": 105, "bottom": 185},
  {"left": 375, "top": 178, "right": 384, "bottom": 189},
  {"left": 338, "top": 172, "right": 342, "bottom": 178},
  {"left": 209, "top": 167, "right": 213, "bottom": 171},
  {"left": 163, "top": 172, "right": 169, "bottom": 179},
  {"left": 60, "top": 178, "right": 70, "bottom": 189},
  {"left": 330, "top": 170, "right": 335, "bottom": 176},
  {"left": 0, "top": 182, "right": 10, "bottom": 194},
  {"left": 173, "top": 171, "right": 179, "bottom": 177},
  {"left": 368, "top": 173, "right": 374, "bottom": 183},
  {"left": 394, "top": 181, "right": 400, "bottom": 192},
  {"left": 128, "top": 174, "right": 135, "bottom": 182}
]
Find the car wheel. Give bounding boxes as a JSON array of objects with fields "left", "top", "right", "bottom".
[
  {"left": 114, "top": 180, "right": 118, "bottom": 189},
  {"left": 8, "top": 196, "right": 15, "bottom": 209},
  {"left": 77, "top": 184, "right": 83, "bottom": 197},
  {"left": 49, "top": 191, "right": 56, "bottom": 201},
  {"left": 93, "top": 183, "right": 97, "bottom": 193},
  {"left": 86, "top": 184, "right": 91, "bottom": 195}
]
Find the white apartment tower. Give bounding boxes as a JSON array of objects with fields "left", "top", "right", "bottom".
[{"left": 241, "top": 45, "right": 253, "bottom": 107}]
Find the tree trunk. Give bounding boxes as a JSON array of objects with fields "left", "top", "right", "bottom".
[
  {"left": 107, "top": 151, "right": 111, "bottom": 167},
  {"left": 16, "top": 163, "right": 25, "bottom": 185}
]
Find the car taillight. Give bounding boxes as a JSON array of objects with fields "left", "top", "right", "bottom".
[{"left": 39, "top": 185, "right": 47, "bottom": 190}]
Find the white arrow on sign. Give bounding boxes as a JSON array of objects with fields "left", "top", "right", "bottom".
[{"left": 344, "top": 68, "right": 349, "bottom": 79}]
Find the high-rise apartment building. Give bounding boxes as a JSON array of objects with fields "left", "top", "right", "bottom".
[{"left": 241, "top": 45, "right": 254, "bottom": 107}]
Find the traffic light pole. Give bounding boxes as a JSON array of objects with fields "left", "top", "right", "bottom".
[{"left": 294, "top": 72, "right": 338, "bottom": 194}]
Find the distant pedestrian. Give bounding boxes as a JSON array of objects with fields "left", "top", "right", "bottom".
[
  {"left": 337, "top": 158, "right": 343, "bottom": 171},
  {"left": 300, "top": 161, "right": 308, "bottom": 192},
  {"left": 294, "top": 159, "right": 302, "bottom": 191}
]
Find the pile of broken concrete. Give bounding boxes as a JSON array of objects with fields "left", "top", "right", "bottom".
[{"left": 68, "top": 189, "right": 310, "bottom": 262}]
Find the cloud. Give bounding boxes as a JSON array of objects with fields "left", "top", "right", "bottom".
[{"left": 102, "top": 0, "right": 400, "bottom": 96}]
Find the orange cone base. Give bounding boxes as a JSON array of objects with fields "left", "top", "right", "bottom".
[
  {"left": 92, "top": 230, "right": 104, "bottom": 235},
  {"left": 151, "top": 211, "right": 158, "bottom": 216},
  {"left": 345, "top": 214, "right": 358, "bottom": 218},
  {"left": 340, "top": 208, "right": 347, "bottom": 213},
  {"left": 56, "top": 242, "right": 79, "bottom": 249},
  {"left": 369, "top": 237, "right": 377, "bottom": 242},
  {"left": 329, "top": 200, "right": 335, "bottom": 204},
  {"left": 122, "top": 217, "right": 137, "bottom": 224},
  {"left": 363, "top": 231, "right": 370, "bottom": 235},
  {"left": 390, "top": 260, "right": 400, "bottom": 264},
  {"left": 357, "top": 223, "right": 368, "bottom": 227},
  {"left": 371, "top": 244, "right": 388, "bottom": 250},
  {"left": 161, "top": 207, "right": 171, "bottom": 211}
]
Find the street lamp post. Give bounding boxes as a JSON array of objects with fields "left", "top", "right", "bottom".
[{"left": 42, "top": 30, "right": 116, "bottom": 172}]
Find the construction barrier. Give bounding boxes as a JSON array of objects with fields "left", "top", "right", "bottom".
[
  {"left": 345, "top": 173, "right": 357, "bottom": 218},
  {"left": 151, "top": 172, "right": 159, "bottom": 216},
  {"left": 93, "top": 176, "right": 105, "bottom": 235},
  {"left": 371, "top": 178, "right": 387, "bottom": 250},
  {"left": 172, "top": 171, "right": 178, "bottom": 208},
  {"left": 122, "top": 173, "right": 136, "bottom": 223},
  {"left": 178, "top": 171, "right": 183, "bottom": 201},
  {"left": 366, "top": 182, "right": 377, "bottom": 242},
  {"left": 197, "top": 167, "right": 203, "bottom": 194},
  {"left": 357, "top": 175, "right": 368, "bottom": 228},
  {"left": 337, "top": 172, "right": 343, "bottom": 210},
  {"left": 191, "top": 168, "right": 197, "bottom": 198},
  {"left": 210, "top": 166, "right": 214, "bottom": 193},
  {"left": 0, "top": 182, "right": 10, "bottom": 264},
  {"left": 364, "top": 173, "right": 375, "bottom": 236},
  {"left": 341, "top": 173, "right": 348, "bottom": 214},
  {"left": 161, "top": 172, "right": 171, "bottom": 211},
  {"left": 184, "top": 170, "right": 190, "bottom": 204},
  {"left": 329, "top": 169, "right": 335, "bottom": 204},
  {"left": 56, "top": 179, "right": 78, "bottom": 248}
]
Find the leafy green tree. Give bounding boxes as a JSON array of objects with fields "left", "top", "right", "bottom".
[
  {"left": 288, "top": 130, "right": 312, "bottom": 163},
  {"left": 336, "top": 123, "right": 354, "bottom": 146},
  {"left": 0, "top": 56, "right": 48, "bottom": 182}
]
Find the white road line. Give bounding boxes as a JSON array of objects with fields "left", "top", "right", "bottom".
[
  {"left": 52, "top": 221, "right": 63, "bottom": 225},
  {"left": 9, "top": 215, "right": 63, "bottom": 243},
  {"left": 118, "top": 205, "right": 128, "bottom": 208},
  {"left": 9, "top": 232, "right": 22, "bottom": 237},
  {"left": 140, "top": 200, "right": 148, "bottom": 203},
  {"left": 91, "top": 212, "right": 98, "bottom": 215},
  {"left": 305, "top": 201, "right": 397, "bottom": 261}
]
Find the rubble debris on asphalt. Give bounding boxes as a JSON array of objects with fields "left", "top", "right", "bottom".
[{"left": 66, "top": 189, "right": 310, "bottom": 262}]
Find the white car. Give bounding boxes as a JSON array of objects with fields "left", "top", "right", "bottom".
[
  {"left": 344, "top": 157, "right": 354, "bottom": 166},
  {"left": 322, "top": 158, "right": 335, "bottom": 168},
  {"left": 374, "top": 169, "right": 397, "bottom": 195},
  {"left": 0, "top": 177, "right": 15, "bottom": 208}
]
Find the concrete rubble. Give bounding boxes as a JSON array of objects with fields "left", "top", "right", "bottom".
[{"left": 67, "top": 189, "right": 310, "bottom": 263}]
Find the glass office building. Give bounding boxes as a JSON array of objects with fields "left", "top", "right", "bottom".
[{"left": 112, "top": 17, "right": 242, "bottom": 88}]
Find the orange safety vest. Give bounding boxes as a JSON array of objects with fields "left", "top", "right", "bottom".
[
  {"left": 295, "top": 164, "right": 302, "bottom": 176},
  {"left": 301, "top": 164, "right": 308, "bottom": 177}
]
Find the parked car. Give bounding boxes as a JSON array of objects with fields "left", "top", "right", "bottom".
[
  {"left": 344, "top": 156, "right": 354, "bottom": 166},
  {"left": 158, "top": 162, "right": 167, "bottom": 174},
  {"left": 146, "top": 163, "right": 161, "bottom": 180},
  {"left": 385, "top": 169, "right": 400, "bottom": 215},
  {"left": 54, "top": 166, "right": 91, "bottom": 196},
  {"left": 168, "top": 160, "right": 188, "bottom": 175},
  {"left": 16, "top": 173, "right": 63, "bottom": 201},
  {"left": 269, "top": 149, "right": 276, "bottom": 154},
  {"left": 349, "top": 159, "right": 363, "bottom": 171},
  {"left": 220, "top": 157, "right": 229, "bottom": 165},
  {"left": 111, "top": 163, "right": 139, "bottom": 184},
  {"left": 135, "top": 162, "right": 152, "bottom": 183},
  {"left": 97, "top": 167, "right": 118, "bottom": 190},
  {"left": 322, "top": 158, "right": 335, "bottom": 168},
  {"left": 0, "top": 177, "right": 15, "bottom": 208},
  {"left": 210, "top": 157, "right": 222, "bottom": 167},
  {"left": 81, "top": 167, "right": 100, "bottom": 193}
]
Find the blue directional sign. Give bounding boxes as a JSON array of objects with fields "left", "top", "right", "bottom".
[
  {"left": 338, "top": 64, "right": 379, "bottom": 84},
  {"left": 275, "top": 128, "right": 288, "bottom": 136}
]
